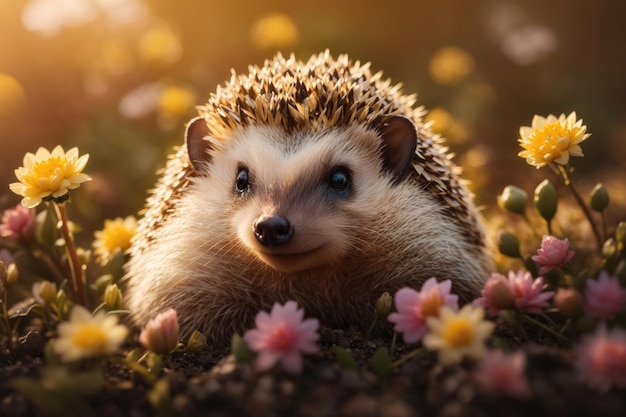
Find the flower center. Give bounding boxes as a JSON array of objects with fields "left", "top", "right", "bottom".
[
  {"left": 441, "top": 318, "right": 474, "bottom": 348},
  {"left": 102, "top": 225, "right": 136, "bottom": 252},
  {"left": 25, "top": 157, "right": 69, "bottom": 186},
  {"left": 72, "top": 325, "right": 108, "bottom": 353},
  {"left": 268, "top": 323, "right": 296, "bottom": 351},
  {"left": 421, "top": 290, "right": 444, "bottom": 318}
]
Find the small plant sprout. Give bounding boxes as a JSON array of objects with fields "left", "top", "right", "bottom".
[{"left": 243, "top": 301, "right": 319, "bottom": 374}]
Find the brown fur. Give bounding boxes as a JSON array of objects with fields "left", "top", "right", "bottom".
[{"left": 124, "top": 52, "right": 492, "bottom": 343}]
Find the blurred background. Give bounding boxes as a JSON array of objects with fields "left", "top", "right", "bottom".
[{"left": 1, "top": 0, "right": 625, "bottom": 236}]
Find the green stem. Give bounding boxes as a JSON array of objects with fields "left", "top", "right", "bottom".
[
  {"left": 55, "top": 203, "right": 87, "bottom": 307},
  {"left": 390, "top": 331, "right": 397, "bottom": 354},
  {"left": 521, "top": 313, "right": 569, "bottom": 344},
  {"left": 391, "top": 347, "right": 423, "bottom": 368},
  {"left": 546, "top": 219, "right": 553, "bottom": 237},
  {"left": 365, "top": 317, "right": 377, "bottom": 339},
  {"left": 556, "top": 164, "right": 603, "bottom": 250}
]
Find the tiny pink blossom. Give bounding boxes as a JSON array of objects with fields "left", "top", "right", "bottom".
[
  {"left": 508, "top": 270, "right": 554, "bottom": 313},
  {"left": 584, "top": 271, "right": 626, "bottom": 320},
  {"left": 531, "top": 235, "right": 575, "bottom": 275},
  {"left": 0, "top": 204, "right": 36, "bottom": 244},
  {"left": 139, "top": 308, "right": 180, "bottom": 354},
  {"left": 473, "top": 273, "right": 516, "bottom": 316},
  {"left": 243, "top": 301, "right": 319, "bottom": 373},
  {"left": 575, "top": 325, "right": 626, "bottom": 392},
  {"left": 474, "top": 349, "right": 529, "bottom": 397},
  {"left": 388, "top": 278, "right": 459, "bottom": 344}
]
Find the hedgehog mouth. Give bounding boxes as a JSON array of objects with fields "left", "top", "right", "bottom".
[{"left": 253, "top": 245, "right": 328, "bottom": 272}]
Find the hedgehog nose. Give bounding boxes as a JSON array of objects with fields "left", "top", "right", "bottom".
[{"left": 253, "top": 215, "right": 294, "bottom": 247}]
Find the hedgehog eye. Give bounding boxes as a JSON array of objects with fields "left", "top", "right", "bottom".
[
  {"left": 328, "top": 167, "right": 351, "bottom": 194},
  {"left": 234, "top": 166, "right": 250, "bottom": 194}
]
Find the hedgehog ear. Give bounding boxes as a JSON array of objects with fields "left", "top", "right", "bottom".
[
  {"left": 185, "top": 117, "right": 213, "bottom": 172},
  {"left": 379, "top": 116, "right": 417, "bottom": 184}
]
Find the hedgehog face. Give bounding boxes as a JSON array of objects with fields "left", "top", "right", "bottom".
[{"left": 185, "top": 117, "right": 417, "bottom": 274}]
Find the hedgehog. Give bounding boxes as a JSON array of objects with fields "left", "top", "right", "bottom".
[{"left": 124, "top": 50, "right": 493, "bottom": 343}]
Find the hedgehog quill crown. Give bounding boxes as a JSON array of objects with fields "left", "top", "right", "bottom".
[
  {"left": 198, "top": 50, "right": 424, "bottom": 140},
  {"left": 134, "top": 50, "right": 484, "bottom": 253}
]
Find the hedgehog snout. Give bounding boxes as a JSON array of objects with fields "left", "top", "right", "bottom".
[{"left": 253, "top": 215, "right": 294, "bottom": 247}]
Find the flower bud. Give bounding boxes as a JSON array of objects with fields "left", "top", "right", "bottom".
[
  {"left": 553, "top": 288, "right": 584, "bottom": 318},
  {"left": 615, "top": 221, "right": 626, "bottom": 251},
  {"left": 104, "top": 284, "right": 123, "bottom": 310},
  {"left": 482, "top": 273, "right": 516, "bottom": 311},
  {"left": 534, "top": 180, "right": 557, "bottom": 222},
  {"left": 497, "top": 230, "right": 522, "bottom": 258},
  {"left": 139, "top": 309, "right": 180, "bottom": 355},
  {"left": 0, "top": 261, "right": 7, "bottom": 287},
  {"left": 374, "top": 291, "right": 392, "bottom": 319},
  {"left": 589, "top": 183, "right": 609, "bottom": 212},
  {"left": 498, "top": 186, "right": 527, "bottom": 216},
  {"left": 35, "top": 280, "right": 57, "bottom": 305},
  {"left": 6, "top": 263, "right": 18, "bottom": 287}
]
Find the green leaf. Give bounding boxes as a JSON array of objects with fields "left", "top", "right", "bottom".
[
  {"left": 186, "top": 330, "right": 207, "bottom": 352},
  {"left": 334, "top": 346, "right": 358, "bottom": 370},
  {"left": 231, "top": 333, "right": 255, "bottom": 364},
  {"left": 371, "top": 347, "right": 392, "bottom": 381},
  {"left": 7, "top": 298, "right": 42, "bottom": 319}
]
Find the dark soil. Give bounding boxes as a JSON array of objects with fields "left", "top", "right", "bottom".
[{"left": 1, "top": 321, "right": 625, "bottom": 417}]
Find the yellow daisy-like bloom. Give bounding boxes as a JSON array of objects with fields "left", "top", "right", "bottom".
[
  {"left": 53, "top": 305, "right": 128, "bottom": 362},
  {"left": 517, "top": 111, "right": 590, "bottom": 168},
  {"left": 423, "top": 305, "right": 494, "bottom": 365},
  {"left": 9, "top": 145, "right": 91, "bottom": 208},
  {"left": 93, "top": 216, "right": 138, "bottom": 266}
]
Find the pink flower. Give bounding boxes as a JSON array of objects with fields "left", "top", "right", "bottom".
[
  {"left": 575, "top": 325, "right": 626, "bottom": 392},
  {"left": 388, "top": 278, "right": 459, "bottom": 343},
  {"left": 508, "top": 270, "right": 554, "bottom": 313},
  {"left": 584, "top": 271, "right": 626, "bottom": 320},
  {"left": 243, "top": 301, "right": 319, "bottom": 373},
  {"left": 531, "top": 235, "right": 575, "bottom": 275},
  {"left": 139, "top": 308, "right": 180, "bottom": 354},
  {"left": 473, "top": 273, "right": 516, "bottom": 316},
  {"left": 474, "top": 349, "right": 529, "bottom": 397},
  {"left": 0, "top": 204, "right": 36, "bottom": 244}
]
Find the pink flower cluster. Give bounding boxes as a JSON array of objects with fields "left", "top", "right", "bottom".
[
  {"left": 243, "top": 301, "right": 319, "bottom": 373},
  {"left": 473, "top": 349, "right": 529, "bottom": 397},
  {"left": 532, "top": 235, "right": 574, "bottom": 275},
  {"left": 0, "top": 204, "right": 36, "bottom": 244},
  {"left": 474, "top": 270, "right": 554, "bottom": 315},
  {"left": 387, "top": 278, "right": 459, "bottom": 343},
  {"left": 575, "top": 325, "right": 626, "bottom": 392},
  {"left": 584, "top": 271, "right": 626, "bottom": 320}
]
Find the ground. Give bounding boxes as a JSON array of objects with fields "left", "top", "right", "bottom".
[{"left": 1, "top": 321, "right": 625, "bottom": 417}]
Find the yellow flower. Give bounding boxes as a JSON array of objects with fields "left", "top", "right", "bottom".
[
  {"left": 428, "top": 46, "right": 475, "bottom": 86},
  {"left": 53, "top": 305, "right": 128, "bottom": 362},
  {"left": 423, "top": 305, "right": 494, "bottom": 365},
  {"left": 9, "top": 145, "right": 91, "bottom": 208},
  {"left": 93, "top": 216, "right": 137, "bottom": 266},
  {"left": 517, "top": 111, "right": 590, "bottom": 168},
  {"left": 250, "top": 13, "right": 299, "bottom": 50}
]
